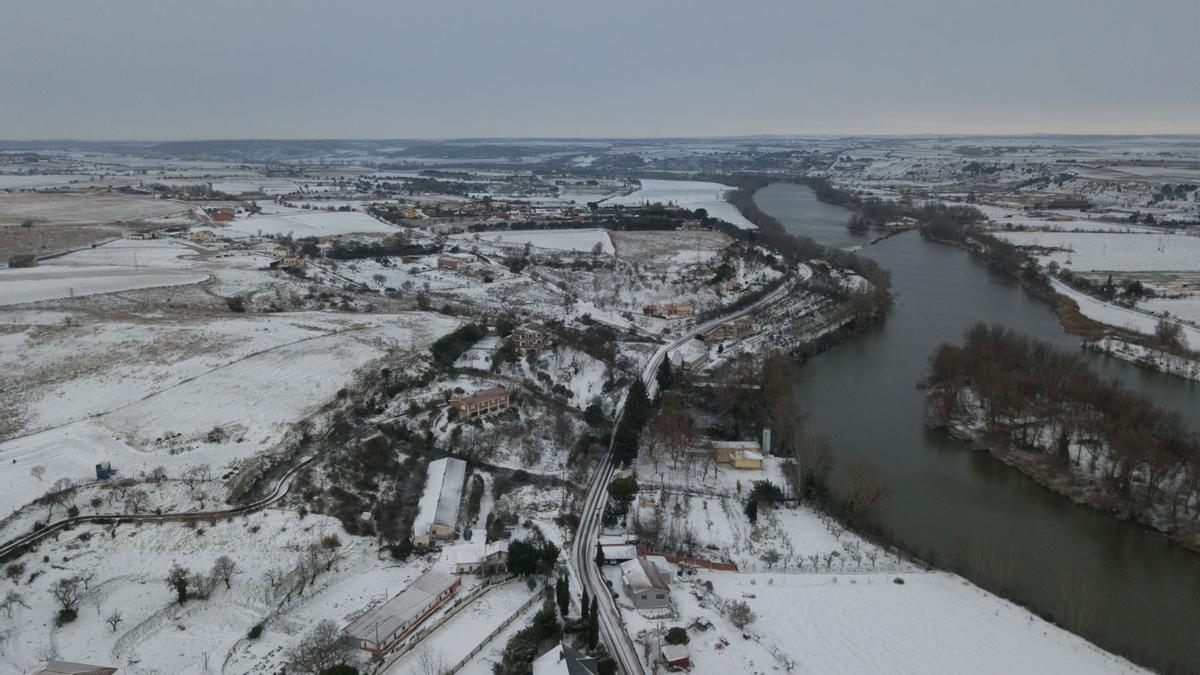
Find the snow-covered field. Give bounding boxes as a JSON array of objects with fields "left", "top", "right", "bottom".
[
  {"left": 0, "top": 193, "right": 196, "bottom": 227},
  {"left": 995, "top": 231, "right": 1200, "bottom": 272},
  {"left": 0, "top": 266, "right": 210, "bottom": 305},
  {"left": 1053, "top": 280, "right": 1200, "bottom": 347},
  {"left": 222, "top": 211, "right": 397, "bottom": 238},
  {"left": 0, "top": 509, "right": 432, "bottom": 675},
  {"left": 609, "top": 229, "right": 730, "bottom": 265},
  {"left": 0, "top": 311, "right": 460, "bottom": 519},
  {"left": 451, "top": 228, "right": 614, "bottom": 254},
  {"left": 695, "top": 570, "right": 1140, "bottom": 675},
  {"left": 610, "top": 179, "right": 755, "bottom": 230}
]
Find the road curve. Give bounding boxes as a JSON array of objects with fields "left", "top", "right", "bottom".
[
  {"left": 568, "top": 275, "right": 797, "bottom": 674},
  {"left": 0, "top": 455, "right": 316, "bottom": 561}
]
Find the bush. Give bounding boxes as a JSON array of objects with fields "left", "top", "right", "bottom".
[
  {"left": 247, "top": 622, "right": 264, "bottom": 639},
  {"left": 664, "top": 626, "right": 689, "bottom": 645},
  {"left": 56, "top": 608, "right": 78, "bottom": 626}
]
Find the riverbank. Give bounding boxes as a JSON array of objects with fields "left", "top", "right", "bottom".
[
  {"left": 927, "top": 231, "right": 1200, "bottom": 382},
  {"left": 749, "top": 180, "right": 1200, "bottom": 675},
  {"left": 928, "top": 405, "right": 1200, "bottom": 556}
]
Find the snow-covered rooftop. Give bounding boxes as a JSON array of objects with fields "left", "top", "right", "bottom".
[
  {"left": 343, "top": 569, "right": 458, "bottom": 643},
  {"left": 413, "top": 457, "right": 467, "bottom": 536},
  {"left": 620, "top": 555, "right": 670, "bottom": 594}
]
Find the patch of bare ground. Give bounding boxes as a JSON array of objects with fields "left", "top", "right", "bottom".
[{"left": 609, "top": 229, "right": 731, "bottom": 264}]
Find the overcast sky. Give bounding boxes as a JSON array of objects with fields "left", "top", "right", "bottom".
[{"left": 1, "top": 0, "right": 1197, "bottom": 140}]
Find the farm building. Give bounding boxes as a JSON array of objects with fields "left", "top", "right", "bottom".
[
  {"left": 189, "top": 229, "right": 216, "bottom": 242},
  {"left": 620, "top": 555, "right": 671, "bottom": 610},
  {"left": 710, "top": 440, "right": 764, "bottom": 470},
  {"left": 531, "top": 641, "right": 599, "bottom": 675},
  {"left": 28, "top": 662, "right": 118, "bottom": 675},
  {"left": 440, "top": 540, "right": 509, "bottom": 574},
  {"left": 7, "top": 253, "right": 38, "bottom": 268},
  {"left": 343, "top": 569, "right": 461, "bottom": 654},
  {"left": 510, "top": 322, "right": 551, "bottom": 352},
  {"left": 438, "top": 254, "right": 472, "bottom": 270},
  {"left": 413, "top": 457, "right": 467, "bottom": 545},
  {"left": 206, "top": 207, "right": 236, "bottom": 222},
  {"left": 702, "top": 315, "right": 754, "bottom": 342},
  {"left": 270, "top": 244, "right": 290, "bottom": 258},
  {"left": 121, "top": 230, "right": 155, "bottom": 240},
  {"left": 281, "top": 255, "right": 306, "bottom": 269},
  {"left": 642, "top": 303, "right": 694, "bottom": 318},
  {"left": 450, "top": 386, "right": 510, "bottom": 420}
]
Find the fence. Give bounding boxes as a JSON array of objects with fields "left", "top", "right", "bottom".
[
  {"left": 635, "top": 546, "right": 737, "bottom": 572},
  {"left": 372, "top": 576, "right": 518, "bottom": 674},
  {"left": 447, "top": 583, "right": 544, "bottom": 673}
]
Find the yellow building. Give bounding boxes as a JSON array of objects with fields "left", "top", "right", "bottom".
[{"left": 710, "top": 440, "right": 764, "bottom": 470}]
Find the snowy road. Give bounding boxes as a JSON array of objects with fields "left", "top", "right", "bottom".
[{"left": 568, "top": 274, "right": 797, "bottom": 674}]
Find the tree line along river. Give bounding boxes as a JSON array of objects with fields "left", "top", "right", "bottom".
[{"left": 754, "top": 182, "right": 1200, "bottom": 674}]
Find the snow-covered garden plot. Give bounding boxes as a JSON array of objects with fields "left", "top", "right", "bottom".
[
  {"left": 995, "top": 231, "right": 1200, "bottom": 272},
  {"left": 450, "top": 228, "right": 615, "bottom": 254},
  {"left": 0, "top": 509, "right": 432, "bottom": 675},
  {"left": 382, "top": 580, "right": 537, "bottom": 674},
  {"left": 0, "top": 312, "right": 461, "bottom": 519},
  {"left": 225, "top": 211, "right": 397, "bottom": 237},
  {"left": 609, "top": 229, "right": 731, "bottom": 265},
  {"left": 609, "top": 179, "right": 755, "bottom": 230}
]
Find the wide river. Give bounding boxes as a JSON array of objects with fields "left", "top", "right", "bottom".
[{"left": 755, "top": 182, "right": 1200, "bottom": 673}]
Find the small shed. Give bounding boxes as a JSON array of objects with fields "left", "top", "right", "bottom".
[
  {"left": 661, "top": 643, "right": 691, "bottom": 669},
  {"left": 8, "top": 254, "right": 38, "bottom": 268},
  {"left": 95, "top": 462, "right": 114, "bottom": 480}
]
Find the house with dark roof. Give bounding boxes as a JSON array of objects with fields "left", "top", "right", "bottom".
[{"left": 531, "top": 641, "right": 599, "bottom": 675}]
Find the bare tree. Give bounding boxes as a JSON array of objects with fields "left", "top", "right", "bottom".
[
  {"left": 212, "top": 555, "right": 237, "bottom": 589},
  {"left": 416, "top": 644, "right": 448, "bottom": 675},
  {"left": 845, "top": 456, "right": 893, "bottom": 519},
  {"left": 2, "top": 590, "right": 29, "bottom": 618},
  {"left": 288, "top": 619, "right": 352, "bottom": 674},
  {"left": 728, "top": 600, "right": 756, "bottom": 629},
  {"left": 180, "top": 464, "right": 212, "bottom": 496},
  {"left": 50, "top": 576, "right": 82, "bottom": 614},
  {"left": 105, "top": 610, "right": 123, "bottom": 632},
  {"left": 124, "top": 489, "right": 149, "bottom": 514},
  {"left": 149, "top": 466, "right": 168, "bottom": 484},
  {"left": 30, "top": 465, "right": 45, "bottom": 482}
]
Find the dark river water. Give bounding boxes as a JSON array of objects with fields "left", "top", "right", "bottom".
[{"left": 755, "top": 182, "right": 1200, "bottom": 673}]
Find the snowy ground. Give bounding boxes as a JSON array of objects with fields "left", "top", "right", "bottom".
[
  {"left": 681, "top": 569, "right": 1142, "bottom": 675},
  {"left": 450, "top": 228, "right": 615, "bottom": 254},
  {"left": 0, "top": 310, "right": 460, "bottom": 520},
  {"left": 609, "top": 230, "right": 731, "bottom": 265},
  {"left": 0, "top": 266, "right": 210, "bottom": 305},
  {"left": 0, "top": 509, "right": 438, "bottom": 675},
  {"left": 220, "top": 211, "right": 398, "bottom": 238},
  {"left": 0, "top": 193, "right": 196, "bottom": 227},
  {"left": 995, "top": 231, "right": 1200, "bottom": 272},
  {"left": 609, "top": 179, "right": 755, "bottom": 230},
  {"left": 1053, "top": 280, "right": 1200, "bottom": 347}
]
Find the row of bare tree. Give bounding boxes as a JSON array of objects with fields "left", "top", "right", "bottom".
[{"left": 928, "top": 322, "right": 1200, "bottom": 533}]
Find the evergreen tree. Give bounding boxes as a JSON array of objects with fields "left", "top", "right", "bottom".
[
  {"left": 581, "top": 589, "right": 590, "bottom": 622},
  {"left": 595, "top": 541, "right": 606, "bottom": 567},
  {"left": 586, "top": 596, "right": 600, "bottom": 649},
  {"left": 655, "top": 359, "right": 674, "bottom": 392},
  {"left": 556, "top": 576, "right": 570, "bottom": 618}
]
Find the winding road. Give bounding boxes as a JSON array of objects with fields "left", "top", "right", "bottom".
[
  {"left": 0, "top": 454, "right": 316, "bottom": 561},
  {"left": 568, "top": 273, "right": 799, "bottom": 674}
]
